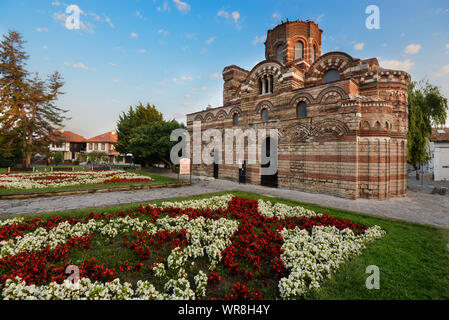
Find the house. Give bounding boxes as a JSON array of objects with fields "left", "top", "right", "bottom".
[
  {"left": 186, "top": 20, "right": 411, "bottom": 200},
  {"left": 429, "top": 128, "right": 449, "bottom": 181},
  {"left": 86, "top": 131, "right": 132, "bottom": 164},
  {"left": 49, "top": 130, "right": 132, "bottom": 164},
  {"left": 49, "top": 130, "right": 87, "bottom": 163}
]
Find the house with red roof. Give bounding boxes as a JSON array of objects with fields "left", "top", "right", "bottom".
[
  {"left": 49, "top": 130, "right": 87, "bottom": 162},
  {"left": 49, "top": 130, "right": 132, "bottom": 164}
]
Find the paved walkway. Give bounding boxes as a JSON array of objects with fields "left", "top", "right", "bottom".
[{"left": 1, "top": 176, "right": 449, "bottom": 229}]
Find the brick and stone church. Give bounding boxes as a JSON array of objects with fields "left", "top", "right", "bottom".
[{"left": 186, "top": 20, "right": 411, "bottom": 200}]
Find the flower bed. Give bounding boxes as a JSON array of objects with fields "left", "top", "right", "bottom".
[
  {"left": 0, "top": 195, "right": 385, "bottom": 300},
  {"left": 0, "top": 171, "right": 154, "bottom": 190}
]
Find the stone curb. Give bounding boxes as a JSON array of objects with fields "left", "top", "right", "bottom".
[{"left": 0, "top": 182, "right": 191, "bottom": 200}]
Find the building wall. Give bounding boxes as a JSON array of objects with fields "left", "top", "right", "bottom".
[
  {"left": 433, "top": 142, "right": 449, "bottom": 181},
  {"left": 187, "top": 20, "right": 410, "bottom": 200}
]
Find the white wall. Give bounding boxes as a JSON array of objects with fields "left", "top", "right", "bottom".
[{"left": 433, "top": 142, "right": 449, "bottom": 181}]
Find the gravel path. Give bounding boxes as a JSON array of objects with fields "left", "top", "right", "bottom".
[{"left": 1, "top": 176, "right": 449, "bottom": 229}]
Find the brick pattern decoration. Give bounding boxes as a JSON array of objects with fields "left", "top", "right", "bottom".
[{"left": 186, "top": 20, "right": 411, "bottom": 200}]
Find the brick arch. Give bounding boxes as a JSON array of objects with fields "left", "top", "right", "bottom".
[
  {"left": 316, "top": 86, "right": 349, "bottom": 104},
  {"left": 271, "top": 39, "right": 287, "bottom": 63},
  {"left": 290, "top": 36, "right": 309, "bottom": 60},
  {"left": 244, "top": 61, "right": 283, "bottom": 95},
  {"left": 204, "top": 112, "right": 215, "bottom": 122},
  {"left": 193, "top": 114, "right": 203, "bottom": 122},
  {"left": 229, "top": 107, "right": 242, "bottom": 117},
  {"left": 289, "top": 92, "right": 314, "bottom": 107},
  {"left": 311, "top": 119, "right": 350, "bottom": 139},
  {"left": 215, "top": 110, "right": 228, "bottom": 121},
  {"left": 255, "top": 100, "right": 274, "bottom": 114},
  {"left": 280, "top": 123, "right": 311, "bottom": 144},
  {"left": 306, "top": 51, "right": 355, "bottom": 82}
]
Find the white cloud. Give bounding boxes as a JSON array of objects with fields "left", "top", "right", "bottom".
[
  {"left": 217, "top": 9, "right": 240, "bottom": 24},
  {"left": 186, "top": 32, "right": 197, "bottom": 40},
  {"left": 173, "top": 0, "right": 190, "bottom": 13},
  {"left": 42, "top": 45, "right": 48, "bottom": 50},
  {"left": 206, "top": 36, "right": 216, "bottom": 45},
  {"left": 200, "top": 86, "right": 208, "bottom": 91},
  {"left": 73, "top": 62, "right": 88, "bottom": 70},
  {"left": 111, "top": 99, "right": 120, "bottom": 104},
  {"left": 380, "top": 59, "right": 414, "bottom": 71},
  {"left": 354, "top": 42, "right": 364, "bottom": 51},
  {"left": 105, "top": 16, "right": 114, "bottom": 28},
  {"left": 172, "top": 76, "right": 193, "bottom": 83},
  {"left": 435, "top": 65, "right": 449, "bottom": 77},
  {"left": 404, "top": 44, "right": 421, "bottom": 54},
  {"left": 209, "top": 72, "right": 220, "bottom": 79},
  {"left": 138, "top": 49, "right": 147, "bottom": 53},
  {"left": 51, "top": 1, "right": 60, "bottom": 6},
  {"left": 136, "top": 10, "right": 143, "bottom": 19},
  {"left": 446, "top": 44, "right": 449, "bottom": 53},
  {"left": 130, "top": 32, "right": 138, "bottom": 38},
  {"left": 252, "top": 35, "right": 266, "bottom": 45},
  {"left": 316, "top": 14, "right": 325, "bottom": 23},
  {"left": 158, "top": 29, "right": 169, "bottom": 37},
  {"left": 36, "top": 28, "right": 48, "bottom": 32},
  {"left": 231, "top": 11, "right": 240, "bottom": 23},
  {"left": 158, "top": 0, "right": 170, "bottom": 12},
  {"left": 272, "top": 12, "right": 281, "bottom": 20}
]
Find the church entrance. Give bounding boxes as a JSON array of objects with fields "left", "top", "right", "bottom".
[{"left": 260, "top": 137, "right": 278, "bottom": 188}]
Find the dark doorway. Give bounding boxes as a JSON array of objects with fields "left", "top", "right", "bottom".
[
  {"left": 213, "top": 152, "right": 219, "bottom": 179},
  {"left": 239, "top": 160, "right": 247, "bottom": 184},
  {"left": 260, "top": 137, "right": 278, "bottom": 188}
]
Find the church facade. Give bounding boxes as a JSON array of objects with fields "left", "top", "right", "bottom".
[{"left": 186, "top": 20, "right": 411, "bottom": 200}]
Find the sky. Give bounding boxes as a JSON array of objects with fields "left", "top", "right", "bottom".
[{"left": 1, "top": 0, "right": 449, "bottom": 138}]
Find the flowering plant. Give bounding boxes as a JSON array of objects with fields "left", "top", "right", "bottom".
[{"left": 0, "top": 195, "right": 384, "bottom": 300}]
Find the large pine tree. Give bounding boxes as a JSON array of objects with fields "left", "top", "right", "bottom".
[{"left": 0, "top": 30, "right": 68, "bottom": 168}]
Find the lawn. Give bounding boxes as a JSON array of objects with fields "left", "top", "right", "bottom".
[
  {"left": 0, "top": 169, "right": 177, "bottom": 195},
  {"left": 0, "top": 191, "right": 447, "bottom": 300}
]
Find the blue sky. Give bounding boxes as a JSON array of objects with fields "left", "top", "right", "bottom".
[{"left": 1, "top": 0, "right": 449, "bottom": 137}]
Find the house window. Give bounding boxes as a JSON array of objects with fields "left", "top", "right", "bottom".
[
  {"left": 258, "top": 78, "right": 263, "bottom": 95},
  {"left": 233, "top": 113, "right": 239, "bottom": 126},
  {"left": 101, "top": 143, "right": 105, "bottom": 151},
  {"left": 276, "top": 44, "right": 284, "bottom": 63},
  {"left": 261, "top": 109, "right": 269, "bottom": 123},
  {"left": 95, "top": 143, "right": 98, "bottom": 150},
  {"left": 313, "top": 45, "right": 317, "bottom": 62},
  {"left": 270, "top": 75, "right": 274, "bottom": 93},
  {"left": 322, "top": 69, "right": 341, "bottom": 84},
  {"left": 294, "top": 41, "right": 304, "bottom": 60},
  {"left": 297, "top": 101, "right": 307, "bottom": 118},
  {"left": 264, "top": 75, "right": 269, "bottom": 94}
]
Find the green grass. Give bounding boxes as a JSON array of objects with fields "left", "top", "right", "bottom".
[
  {"left": 1, "top": 191, "right": 448, "bottom": 300},
  {"left": 0, "top": 170, "right": 178, "bottom": 195}
]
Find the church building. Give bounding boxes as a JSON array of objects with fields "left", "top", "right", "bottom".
[{"left": 186, "top": 20, "right": 411, "bottom": 200}]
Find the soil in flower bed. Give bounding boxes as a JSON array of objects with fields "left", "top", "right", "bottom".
[{"left": 0, "top": 195, "right": 385, "bottom": 300}]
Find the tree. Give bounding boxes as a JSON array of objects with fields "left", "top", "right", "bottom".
[
  {"left": 407, "top": 80, "right": 448, "bottom": 178},
  {"left": 0, "top": 30, "right": 68, "bottom": 168},
  {"left": 115, "top": 102, "right": 163, "bottom": 154},
  {"left": 53, "top": 151, "right": 63, "bottom": 165},
  {"left": 127, "top": 120, "right": 185, "bottom": 169}
]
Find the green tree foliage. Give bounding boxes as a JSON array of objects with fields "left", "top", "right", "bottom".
[
  {"left": 127, "top": 120, "right": 185, "bottom": 168},
  {"left": 408, "top": 80, "right": 448, "bottom": 176},
  {"left": 115, "top": 102, "right": 163, "bottom": 154},
  {"left": 0, "top": 30, "right": 68, "bottom": 168},
  {"left": 53, "top": 151, "right": 63, "bottom": 164}
]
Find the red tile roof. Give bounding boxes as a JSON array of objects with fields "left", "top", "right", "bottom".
[
  {"left": 50, "top": 130, "right": 86, "bottom": 143},
  {"left": 431, "top": 128, "right": 449, "bottom": 142},
  {"left": 87, "top": 131, "right": 118, "bottom": 143}
]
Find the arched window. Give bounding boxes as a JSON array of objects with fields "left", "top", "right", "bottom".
[
  {"left": 269, "top": 75, "right": 274, "bottom": 93},
  {"left": 322, "top": 69, "right": 341, "bottom": 84},
  {"left": 313, "top": 45, "right": 317, "bottom": 62},
  {"left": 297, "top": 101, "right": 307, "bottom": 118},
  {"left": 264, "top": 75, "right": 269, "bottom": 94},
  {"left": 294, "top": 41, "right": 304, "bottom": 60},
  {"left": 233, "top": 113, "right": 239, "bottom": 126},
  {"left": 258, "top": 78, "right": 263, "bottom": 95},
  {"left": 276, "top": 44, "right": 284, "bottom": 63},
  {"left": 261, "top": 109, "right": 269, "bottom": 123}
]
